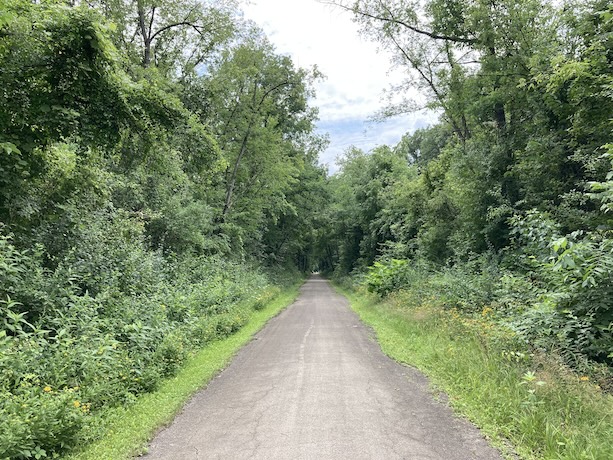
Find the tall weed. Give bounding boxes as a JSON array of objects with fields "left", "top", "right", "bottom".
[{"left": 0, "top": 229, "right": 279, "bottom": 459}]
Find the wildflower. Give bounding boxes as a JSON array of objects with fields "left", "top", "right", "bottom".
[
  {"left": 43, "top": 386, "right": 52, "bottom": 393},
  {"left": 580, "top": 376, "right": 589, "bottom": 381},
  {"left": 73, "top": 400, "right": 81, "bottom": 408}
]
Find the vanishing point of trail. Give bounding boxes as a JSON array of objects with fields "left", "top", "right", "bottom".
[{"left": 144, "top": 276, "right": 501, "bottom": 459}]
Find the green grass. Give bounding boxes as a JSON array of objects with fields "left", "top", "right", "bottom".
[
  {"left": 65, "top": 283, "right": 302, "bottom": 460},
  {"left": 336, "top": 285, "right": 613, "bottom": 460}
]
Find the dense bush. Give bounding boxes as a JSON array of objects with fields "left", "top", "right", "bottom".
[
  {"left": 364, "top": 259, "right": 412, "bottom": 296},
  {"left": 359, "top": 155, "right": 613, "bottom": 368},
  {"left": 364, "top": 256, "right": 499, "bottom": 312},
  {"left": 0, "top": 230, "right": 276, "bottom": 459},
  {"left": 359, "top": 222, "right": 613, "bottom": 372},
  {"left": 504, "top": 209, "right": 613, "bottom": 367},
  {"left": 332, "top": 145, "right": 613, "bottom": 370}
]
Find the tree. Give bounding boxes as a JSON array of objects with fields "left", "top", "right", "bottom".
[
  {"left": 322, "top": 145, "right": 418, "bottom": 273},
  {"left": 329, "top": 0, "right": 551, "bottom": 134},
  {"left": 185, "top": 32, "right": 321, "bottom": 253},
  {"left": 0, "top": 3, "right": 131, "bottom": 225},
  {"left": 88, "top": 0, "right": 237, "bottom": 75},
  {"left": 261, "top": 143, "right": 330, "bottom": 270}
]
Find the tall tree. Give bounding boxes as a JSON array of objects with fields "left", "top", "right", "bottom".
[
  {"left": 88, "top": 0, "right": 237, "bottom": 75},
  {"left": 184, "top": 32, "right": 321, "bottom": 252}
]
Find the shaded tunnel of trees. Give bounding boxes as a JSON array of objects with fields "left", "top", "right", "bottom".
[{"left": 1, "top": 0, "right": 612, "bottom": 457}]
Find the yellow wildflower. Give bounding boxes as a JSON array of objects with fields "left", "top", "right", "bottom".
[
  {"left": 73, "top": 400, "right": 81, "bottom": 408},
  {"left": 43, "top": 386, "right": 52, "bottom": 393},
  {"left": 579, "top": 376, "right": 589, "bottom": 381}
]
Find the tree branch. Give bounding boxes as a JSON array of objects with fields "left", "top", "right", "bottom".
[
  {"left": 148, "top": 6, "right": 156, "bottom": 40},
  {"left": 324, "top": 1, "right": 478, "bottom": 45},
  {"left": 149, "top": 21, "right": 206, "bottom": 43},
  {"left": 257, "top": 81, "right": 292, "bottom": 108},
  {"left": 388, "top": 34, "right": 467, "bottom": 141}
]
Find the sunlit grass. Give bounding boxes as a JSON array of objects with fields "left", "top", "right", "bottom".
[
  {"left": 65, "top": 283, "right": 301, "bottom": 460},
  {"left": 337, "top": 286, "right": 613, "bottom": 460}
]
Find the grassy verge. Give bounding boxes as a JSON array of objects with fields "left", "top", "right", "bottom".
[
  {"left": 336, "top": 285, "right": 613, "bottom": 460},
  {"left": 65, "top": 282, "right": 302, "bottom": 460}
]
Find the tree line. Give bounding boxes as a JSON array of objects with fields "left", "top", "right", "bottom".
[
  {"left": 317, "top": 0, "right": 612, "bottom": 375},
  {"left": 0, "top": 0, "right": 327, "bottom": 457}
]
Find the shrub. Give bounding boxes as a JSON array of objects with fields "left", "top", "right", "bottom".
[
  {"left": 0, "top": 228, "right": 280, "bottom": 458},
  {"left": 364, "top": 259, "right": 411, "bottom": 296},
  {"left": 506, "top": 210, "right": 613, "bottom": 366}
]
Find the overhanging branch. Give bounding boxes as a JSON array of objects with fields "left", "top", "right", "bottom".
[{"left": 324, "top": 1, "right": 478, "bottom": 45}]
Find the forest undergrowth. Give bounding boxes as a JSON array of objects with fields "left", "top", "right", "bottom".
[
  {"left": 338, "top": 274, "right": 613, "bottom": 459},
  {"left": 0, "top": 229, "right": 299, "bottom": 459}
]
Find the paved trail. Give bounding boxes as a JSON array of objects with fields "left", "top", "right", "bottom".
[{"left": 144, "top": 276, "right": 501, "bottom": 459}]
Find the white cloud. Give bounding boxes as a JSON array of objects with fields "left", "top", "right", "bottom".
[
  {"left": 241, "top": 0, "right": 431, "bottom": 172},
  {"left": 316, "top": 111, "right": 438, "bottom": 173}
]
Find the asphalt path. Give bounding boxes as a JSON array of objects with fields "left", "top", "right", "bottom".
[{"left": 144, "top": 275, "right": 501, "bottom": 459}]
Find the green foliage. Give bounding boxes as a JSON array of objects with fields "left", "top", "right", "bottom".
[
  {"left": 342, "top": 286, "right": 613, "bottom": 460},
  {"left": 364, "top": 256, "right": 498, "bottom": 313},
  {"left": 0, "top": 3, "right": 126, "bottom": 153},
  {"left": 550, "top": 234, "right": 612, "bottom": 321},
  {"left": 0, "top": 228, "right": 279, "bottom": 458},
  {"left": 88, "top": 0, "right": 237, "bottom": 74},
  {"left": 0, "top": 1, "right": 321, "bottom": 457},
  {"left": 506, "top": 209, "right": 613, "bottom": 366},
  {"left": 589, "top": 148, "right": 613, "bottom": 216},
  {"left": 320, "top": 0, "right": 613, "bottom": 378},
  {"left": 355, "top": 203, "right": 613, "bottom": 369},
  {"left": 63, "top": 285, "right": 300, "bottom": 460},
  {"left": 187, "top": 32, "right": 323, "bottom": 257},
  {"left": 364, "top": 259, "right": 410, "bottom": 296}
]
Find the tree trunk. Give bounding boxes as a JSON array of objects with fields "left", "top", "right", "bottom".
[
  {"left": 137, "top": 1, "right": 151, "bottom": 67},
  {"left": 222, "top": 124, "right": 253, "bottom": 220}
]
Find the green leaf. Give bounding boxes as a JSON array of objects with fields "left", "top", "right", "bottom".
[{"left": 0, "top": 142, "right": 21, "bottom": 155}]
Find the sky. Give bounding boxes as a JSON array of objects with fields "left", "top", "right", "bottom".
[{"left": 241, "top": 0, "right": 437, "bottom": 173}]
